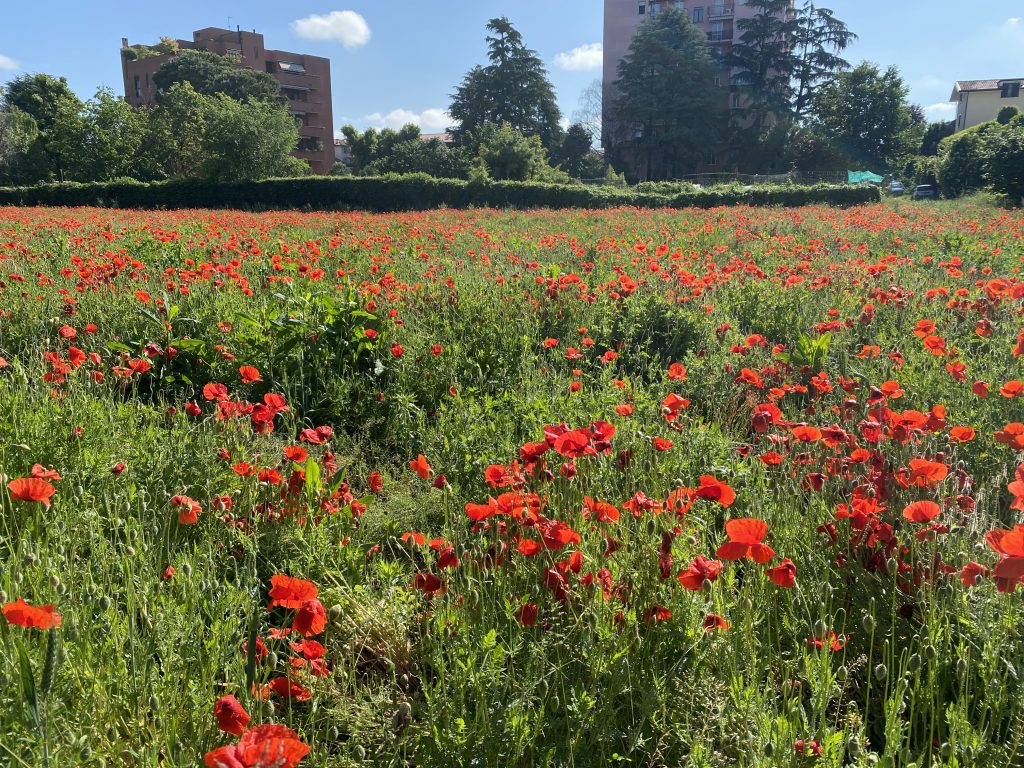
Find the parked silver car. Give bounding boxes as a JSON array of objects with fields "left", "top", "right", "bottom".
[
  {"left": 912, "top": 184, "right": 938, "bottom": 200},
  {"left": 888, "top": 181, "right": 905, "bottom": 196}
]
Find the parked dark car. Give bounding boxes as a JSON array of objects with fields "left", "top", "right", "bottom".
[
  {"left": 912, "top": 185, "right": 937, "bottom": 200},
  {"left": 888, "top": 181, "right": 905, "bottom": 196}
]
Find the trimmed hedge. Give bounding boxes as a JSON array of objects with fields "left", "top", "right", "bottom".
[{"left": 0, "top": 175, "right": 881, "bottom": 211}]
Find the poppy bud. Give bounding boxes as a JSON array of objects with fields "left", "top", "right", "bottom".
[
  {"left": 99, "top": 596, "right": 111, "bottom": 611},
  {"left": 836, "top": 665, "right": 848, "bottom": 682},
  {"left": 956, "top": 658, "right": 968, "bottom": 677},
  {"left": 908, "top": 653, "right": 921, "bottom": 671},
  {"left": 924, "top": 644, "right": 936, "bottom": 661},
  {"left": 328, "top": 603, "right": 343, "bottom": 621},
  {"left": 874, "top": 663, "right": 888, "bottom": 681},
  {"left": 861, "top": 614, "right": 875, "bottom": 633}
]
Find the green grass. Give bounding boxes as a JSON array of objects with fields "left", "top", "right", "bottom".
[{"left": 0, "top": 202, "right": 1023, "bottom": 767}]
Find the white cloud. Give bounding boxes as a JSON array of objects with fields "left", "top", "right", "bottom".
[
  {"left": 554, "top": 43, "right": 603, "bottom": 72},
  {"left": 0, "top": 53, "right": 18, "bottom": 71},
  {"left": 360, "top": 108, "right": 453, "bottom": 132},
  {"left": 291, "top": 11, "right": 370, "bottom": 49},
  {"left": 924, "top": 102, "right": 956, "bottom": 121}
]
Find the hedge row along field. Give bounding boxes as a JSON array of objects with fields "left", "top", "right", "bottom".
[
  {"left": 0, "top": 176, "right": 880, "bottom": 212},
  {"left": 0, "top": 202, "right": 1022, "bottom": 768}
]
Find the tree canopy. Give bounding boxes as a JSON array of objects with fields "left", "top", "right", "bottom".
[
  {"left": 810, "top": 62, "right": 918, "bottom": 172},
  {"left": 449, "top": 17, "right": 563, "bottom": 149},
  {"left": 153, "top": 49, "right": 282, "bottom": 103},
  {"left": 609, "top": 7, "right": 721, "bottom": 180}
]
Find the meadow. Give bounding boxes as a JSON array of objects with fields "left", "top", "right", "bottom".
[{"left": 0, "top": 200, "right": 1022, "bottom": 767}]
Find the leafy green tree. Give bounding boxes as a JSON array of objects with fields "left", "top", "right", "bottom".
[
  {"left": 920, "top": 120, "right": 955, "bottom": 156},
  {"left": 0, "top": 108, "right": 39, "bottom": 184},
  {"left": 810, "top": 62, "right": 917, "bottom": 171},
  {"left": 142, "top": 82, "right": 214, "bottom": 178},
  {"left": 727, "top": 0, "right": 795, "bottom": 126},
  {"left": 790, "top": 2, "right": 857, "bottom": 120},
  {"left": 57, "top": 88, "right": 148, "bottom": 181},
  {"left": 2, "top": 73, "right": 84, "bottom": 181},
  {"left": 153, "top": 49, "right": 281, "bottom": 103},
  {"left": 786, "top": 128, "right": 849, "bottom": 177},
  {"left": 551, "top": 123, "right": 596, "bottom": 178},
  {"left": 200, "top": 94, "right": 306, "bottom": 181},
  {"left": 609, "top": 7, "right": 720, "bottom": 180},
  {"left": 982, "top": 121, "right": 1024, "bottom": 202},
  {"left": 366, "top": 138, "right": 470, "bottom": 179},
  {"left": 449, "top": 17, "right": 563, "bottom": 149},
  {"left": 473, "top": 122, "right": 563, "bottom": 181}
]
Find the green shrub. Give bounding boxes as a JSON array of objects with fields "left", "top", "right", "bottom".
[{"left": 0, "top": 176, "right": 881, "bottom": 211}]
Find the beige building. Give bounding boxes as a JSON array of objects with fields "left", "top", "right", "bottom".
[
  {"left": 121, "top": 27, "right": 335, "bottom": 174},
  {"left": 950, "top": 79, "right": 1024, "bottom": 132}
]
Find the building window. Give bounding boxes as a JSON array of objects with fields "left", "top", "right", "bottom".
[
  {"left": 692, "top": 7, "right": 704, "bottom": 22},
  {"left": 266, "top": 61, "right": 275, "bottom": 73},
  {"left": 279, "top": 62, "right": 307, "bottom": 74},
  {"left": 638, "top": 4, "right": 645, "bottom": 14},
  {"left": 649, "top": 1, "right": 660, "bottom": 15},
  {"left": 133, "top": 75, "right": 141, "bottom": 99},
  {"left": 1001, "top": 82, "right": 1021, "bottom": 98},
  {"left": 732, "top": 93, "right": 741, "bottom": 109}
]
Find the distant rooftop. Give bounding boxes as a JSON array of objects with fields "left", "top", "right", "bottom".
[{"left": 952, "top": 78, "right": 1024, "bottom": 93}]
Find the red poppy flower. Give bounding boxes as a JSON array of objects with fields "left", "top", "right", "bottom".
[
  {"left": 292, "top": 599, "right": 327, "bottom": 637},
  {"left": 960, "top": 561, "right": 989, "bottom": 588},
  {"left": 807, "top": 630, "right": 845, "bottom": 652},
  {"left": 902, "top": 500, "right": 941, "bottom": 523},
  {"left": 995, "top": 423, "right": 1024, "bottom": 450},
  {"left": 409, "top": 454, "right": 432, "bottom": 479},
  {"left": 985, "top": 525, "right": 1024, "bottom": 592},
  {"left": 614, "top": 403, "right": 634, "bottom": 417},
  {"left": 6, "top": 477, "right": 56, "bottom": 508},
  {"left": 702, "top": 613, "right": 729, "bottom": 631},
  {"left": 583, "top": 496, "right": 620, "bottom": 523},
  {"left": 759, "top": 452, "right": 784, "bottom": 466},
  {"left": 948, "top": 426, "right": 976, "bottom": 443},
  {"left": 515, "top": 603, "right": 538, "bottom": 627},
  {"left": 265, "top": 677, "right": 312, "bottom": 702},
  {"left": 413, "top": 572, "right": 445, "bottom": 597},
  {"left": 765, "top": 558, "right": 796, "bottom": 588},
  {"left": 171, "top": 494, "right": 200, "bottom": 524},
  {"left": 653, "top": 437, "right": 674, "bottom": 452},
  {"left": 268, "top": 575, "right": 318, "bottom": 610},
  {"left": 906, "top": 458, "right": 948, "bottom": 487},
  {"left": 667, "top": 362, "right": 687, "bottom": 381},
  {"left": 791, "top": 425, "right": 822, "bottom": 443},
  {"left": 2, "top": 599, "right": 62, "bottom": 630},
  {"left": 552, "top": 429, "right": 595, "bottom": 458},
  {"left": 239, "top": 366, "right": 262, "bottom": 384},
  {"left": 644, "top": 605, "right": 672, "bottom": 624},
  {"left": 1001, "top": 380, "right": 1024, "bottom": 398},
  {"left": 677, "top": 556, "right": 723, "bottom": 590},
  {"left": 203, "top": 382, "right": 230, "bottom": 402},
  {"left": 214, "top": 695, "right": 251, "bottom": 736},
  {"left": 716, "top": 518, "right": 775, "bottom": 564},
  {"left": 694, "top": 476, "right": 736, "bottom": 508},
  {"left": 282, "top": 446, "right": 308, "bottom": 463}
]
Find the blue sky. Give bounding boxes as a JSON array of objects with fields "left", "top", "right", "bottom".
[{"left": 1, "top": 1, "right": 1022, "bottom": 134}]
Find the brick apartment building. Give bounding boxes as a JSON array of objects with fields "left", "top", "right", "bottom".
[
  {"left": 603, "top": 1, "right": 794, "bottom": 170},
  {"left": 121, "top": 27, "right": 335, "bottom": 174}
]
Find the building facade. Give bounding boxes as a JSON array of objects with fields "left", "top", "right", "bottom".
[
  {"left": 950, "top": 79, "right": 1024, "bottom": 132},
  {"left": 602, "top": 0, "right": 793, "bottom": 170},
  {"left": 121, "top": 27, "right": 335, "bottom": 174}
]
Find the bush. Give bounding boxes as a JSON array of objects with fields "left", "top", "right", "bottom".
[
  {"left": 982, "top": 122, "right": 1024, "bottom": 203},
  {"left": 936, "top": 121, "right": 998, "bottom": 197},
  {"left": 0, "top": 176, "right": 881, "bottom": 211}
]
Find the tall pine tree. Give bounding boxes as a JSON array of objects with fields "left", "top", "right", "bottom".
[
  {"left": 610, "top": 8, "right": 721, "bottom": 180},
  {"left": 449, "top": 18, "right": 563, "bottom": 149}
]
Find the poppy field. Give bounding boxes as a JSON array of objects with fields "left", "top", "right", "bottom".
[{"left": 1, "top": 201, "right": 1024, "bottom": 767}]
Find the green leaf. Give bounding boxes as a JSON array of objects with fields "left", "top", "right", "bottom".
[
  {"left": 15, "top": 637, "right": 40, "bottom": 730},
  {"left": 304, "top": 457, "right": 322, "bottom": 496}
]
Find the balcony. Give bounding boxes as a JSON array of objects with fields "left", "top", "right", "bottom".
[
  {"left": 707, "top": 29, "right": 733, "bottom": 42},
  {"left": 708, "top": 5, "right": 734, "bottom": 18}
]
